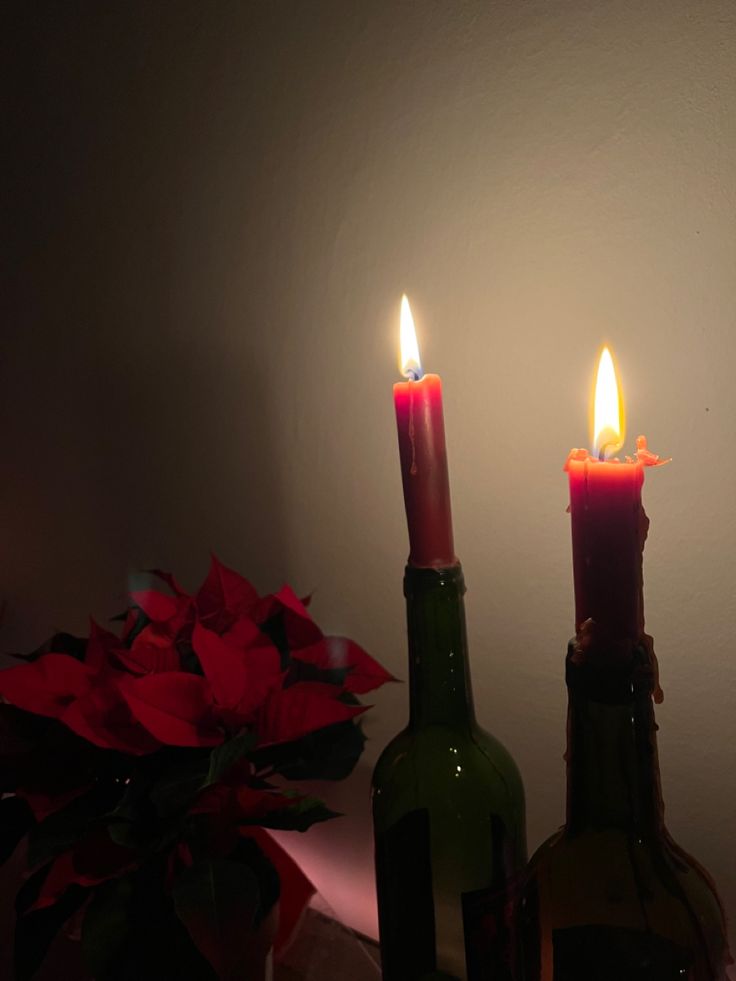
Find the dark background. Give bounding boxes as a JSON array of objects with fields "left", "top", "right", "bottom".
[{"left": 4, "top": 0, "right": 736, "bottom": 951}]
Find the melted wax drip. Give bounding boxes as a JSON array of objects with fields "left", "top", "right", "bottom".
[
  {"left": 408, "top": 381, "right": 417, "bottom": 476},
  {"left": 565, "top": 434, "right": 671, "bottom": 470}
]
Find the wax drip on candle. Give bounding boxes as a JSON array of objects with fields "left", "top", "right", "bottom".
[
  {"left": 408, "top": 384, "right": 418, "bottom": 476},
  {"left": 565, "top": 435, "right": 670, "bottom": 469},
  {"left": 400, "top": 296, "right": 422, "bottom": 477},
  {"left": 572, "top": 621, "right": 664, "bottom": 704},
  {"left": 627, "top": 434, "right": 671, "bottom": 467}
]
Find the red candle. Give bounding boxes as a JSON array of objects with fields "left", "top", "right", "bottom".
[
  {"left": 394, "top": 295, "right": 457, "bottom": 569},
  {"left": 565, "top": 347, "right": 667, "bottom": 644}
]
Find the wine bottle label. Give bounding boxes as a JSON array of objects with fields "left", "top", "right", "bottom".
[
  {"left": 552, "top": 925, "right": 692, "bottom": 980},
  {"left": 375, "top": 808, "right": 437, "bottom": 980},
  {"left": 461, "top": 885, "right": 514, "bottom": 981},
  {"left": 461, "top": 815, "right": 515, "bottom": 981}
]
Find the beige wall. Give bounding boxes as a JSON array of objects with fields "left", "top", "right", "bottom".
[{"left": 5, "top": 0, "right": 736, "bottom": 951}]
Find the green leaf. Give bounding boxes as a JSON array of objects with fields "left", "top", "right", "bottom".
[
  {"left": 259, "top": 794, "right": 340, "bottom": 832},
  {"left": 106, "top": 772, "right": 181, "bottom": 853},
  {"left": 149, "top": 756, "right": 210, "bottom": 819},
  {"left": 227, "top": 838, "right": 280, "bottom": 922},
  {"left": 0, "top": 796, "right": 33, "bottom": 867},
  {"left": 147, "top": 731, "right": 257, "bottom": 823},
  {"left": 81, "top": 874, "right": 134, "bottom": 979},
  {"left": 173, "top": 859, "right": 260, "bottom": 981},
  {"left": 207, "top": 729, "right": 256, "bottom": 785},
  {"left": 97, "top": 866, "right": 218, "bottom": 981},
  {"left": 27, "top": 783, "right": 122, "bottom": 869},
  {"left": 105, "top": 819, "right": 138, "bottom": 851},
  {"left": 251, "top": 718, "right": 367, "bottom": 781},
  {"left": 104, "top": 773, "right": 154, "bottom": 851}
]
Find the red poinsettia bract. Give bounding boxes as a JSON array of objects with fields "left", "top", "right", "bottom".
[
  {"left": 0, "top": 556, "right": 395, "bottom": 981},
  {"left": 0, "top": 556, "right": 392, "bottom": 753}
]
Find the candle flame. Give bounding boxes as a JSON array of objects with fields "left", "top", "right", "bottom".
[
  {"left": 593, "top": 346, "right": 625, "bottom": 459},
  {"left": 399, "top": 294, "right": 423, "bottom": 380}
]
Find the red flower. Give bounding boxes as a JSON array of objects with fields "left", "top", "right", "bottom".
[
  {"left": 61, "top": 680, "right": 161, "bottom": 754},
  {"left": 196, "top": 555, "right": 258, "bottom": 633},
  {"left": 0, "top": 654, "right": 163, "bottom": 755},
  {"left": 114, "top": 624, "right": 181, "bottom": 675},
  {"left": 192, "top": 621, "right": 281, "bottom": 728},
  {"left": 118, "top": 672, "right": 222, "bottom": 747},
  {"left": 253, "top": 585, "right": 323, "bottom": 649},
  {"left": 293, "top": 635, "right": 397, "bottom": 693},
  {"left": 256, "top": 682, "right": 368, "bottom": 748},
  {"left": 84, "top": 619, "right": 122, "bottom": 671},
  {"left": 0, "top": 655, "right": 93, "bottom": 719},
  {"left": 129, "top": 589, "right": 181, "bottom": 625},
  {"left": 0, "top": 555, "right": 395, "bottom": 754}
]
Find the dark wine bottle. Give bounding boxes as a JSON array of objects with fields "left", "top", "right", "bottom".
[
  {"left": 518, "top": 637, "right": 732, "bottom": 981},
  {"left": 372, "top": 563, "right": 527, "bottom": 981}
]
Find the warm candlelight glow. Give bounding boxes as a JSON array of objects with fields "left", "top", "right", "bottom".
[
  {"left": 593, "top": 346, "right": 625, "bottom": 459},
  {"left": 399, "top": 294, "right": 423, "bottom": 380}
]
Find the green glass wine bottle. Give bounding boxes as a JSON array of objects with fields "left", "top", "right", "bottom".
[
  {"left": 518, "top": 637, "right": 731, "bottom": 981},
  {"left": 372, "top": 563, "right": 527, "bottom": 981}
]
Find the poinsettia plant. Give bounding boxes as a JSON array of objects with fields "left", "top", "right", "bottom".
[{"left": 0, "top": 557, "right": 393, "bottom": 981}]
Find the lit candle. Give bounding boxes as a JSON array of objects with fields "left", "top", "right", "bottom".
[
  {"left": 565, "top": 347, "right": 668, "bottom": 646},
  {"left": 394, "top": 295, "right": 457, "bottom": 568}
]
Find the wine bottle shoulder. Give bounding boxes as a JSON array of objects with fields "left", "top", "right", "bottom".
[
  {"left": 520, "top": 828, "right": 731, "bottom": 978},
  {"left": 372, "top": 722, "right": 526, "bottom": 837},
  {"left": 373, "top": 722, "right": 522, "bottom": 783},
  {"left": 472, "top": 723, "right": 526, "bottom": 807}
]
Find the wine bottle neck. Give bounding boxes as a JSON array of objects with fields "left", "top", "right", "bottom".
[
  {"left": 404, "top": 563, "right": 476, "bottom": 730},
  {"left": 565, "top": 640, "right": 665, "bottom": 838}
]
